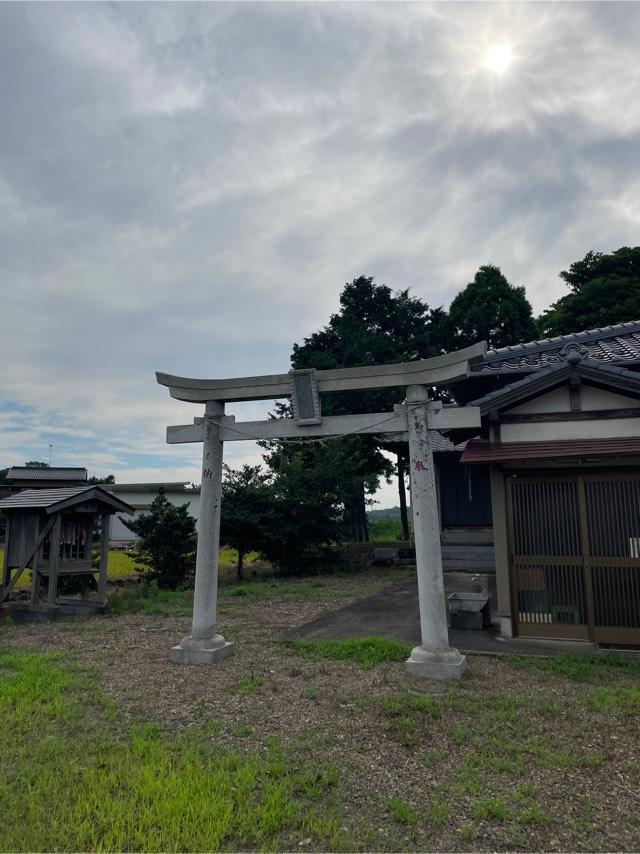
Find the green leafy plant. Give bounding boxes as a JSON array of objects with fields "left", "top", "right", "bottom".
[{"left": 120, "top": 489, "right": 197, "bottom": 590}]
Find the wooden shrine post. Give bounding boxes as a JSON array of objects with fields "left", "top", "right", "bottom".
[{"left": 157, "top": 342, "right": 485, "bottom": 677}]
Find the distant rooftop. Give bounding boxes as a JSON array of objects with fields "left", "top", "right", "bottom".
[
  {"left": 472, "top": 320, "right": 640, "bottom": 375},
  {"left": 6, "top": 467, "right": 88, "bottom": 482},
  {"left": 106, "top": 482, "right": 198, "bottom": 494}
]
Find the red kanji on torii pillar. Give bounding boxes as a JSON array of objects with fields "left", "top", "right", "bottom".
[{"left": 156, "top": 342, "right": 485, "bottom": 680}]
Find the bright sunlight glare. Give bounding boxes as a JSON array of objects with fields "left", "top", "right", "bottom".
[{"left": 483, "top": 43, "right": 515, "bottom": 74}]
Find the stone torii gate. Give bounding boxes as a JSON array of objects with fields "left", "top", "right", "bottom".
[{"left": 156, "top": 341, "right": 484, "bottom": 680}]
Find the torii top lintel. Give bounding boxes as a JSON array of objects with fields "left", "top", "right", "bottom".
[{"left": 156, "top": 342, "right": 487, "bottom": 404}]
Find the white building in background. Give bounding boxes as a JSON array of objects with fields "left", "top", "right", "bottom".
[{"left": 106, "top": 482, "right": 201, "bottom": 544}]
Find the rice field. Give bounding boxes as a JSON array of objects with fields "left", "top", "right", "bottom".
[{"left": 0, "top": 545, "right": 253, "bottom": 589}]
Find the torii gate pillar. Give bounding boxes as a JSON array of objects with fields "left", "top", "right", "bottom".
[
  {"left": 170, "top": 400, "right": 234, "bottom": 665},
  {"left": 405, "top": 385, "right": 465, "bottom": 679}
]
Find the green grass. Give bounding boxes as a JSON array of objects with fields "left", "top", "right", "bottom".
[
  {"left": 0, "top": 647, "right": 352, "bottom": 852},
  {"left": 4, "top": 545, "right": 255, "bottom": 586},
  {"left": 368, "top": 519, "right": 404, "bottom": 542},
  {"left": 389, "top": 797, "right": 418, "bottom": 825},
  {"left": 505, "top": 652, "right": 640, "bottom": 683},
  {"left": 382, "top": 691, "right": 442, "bottom": 746},
  {"left": 585, "top": 685, "right": 640, "bottom": 715},
  {"left": 427, "top": 797, "right": 450, "bottom": 827},
  {"left": 285, "top": 637, "right": 412, "bottom": 670},
  {"left": 228, "top": 579, "right": 329, "bottom": 601},
  {"left": 106, "top": 549, "right": 138, "bottom": 580},
  {"left": 235, "top": 673, "right": 265, "bottom": 695},
  {"left": 472, "top": 797, "right": 508, "bottom": 822},
  {"left": 107, "top": 582, "right": 193, "bottom": 616}
]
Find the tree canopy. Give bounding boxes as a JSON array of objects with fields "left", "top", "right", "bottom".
[
  {"left": 220, "top": 464, "right": 273, "bottom": 580},
  {"left": 540, "top": 247, "right": 640, "bottom": 336},
  {"left": 121, "top": 489, "right": 197, "bottom": 589},
  {"left": 290, "top": 276, "right": 445, "bottom": 540},
  {"left": 447, "top": 265, "right": 537, "bottom": 351}
]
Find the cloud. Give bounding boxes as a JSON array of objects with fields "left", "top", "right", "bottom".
[{"left": 1, "top": 2, "right": 639, "bottom": 501}]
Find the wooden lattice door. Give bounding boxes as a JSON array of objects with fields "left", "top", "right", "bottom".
[{"left": 507, "top": 474, "right": 640, "bottom": 645}]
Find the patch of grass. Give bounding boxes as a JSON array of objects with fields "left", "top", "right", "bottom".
[
  {"left": 235, "top": 674, "right": 265, "bottom": 695},
  {"left": 387, "top": 715, "right": 420, "bottom": 747},
  {"left": 227, "top": 579, "right": 331, "bottom": 602},
  {"left": 462, "top": 823, "right": 477, "bottom": 842},
  {"left": 296, "top": 765, "right": 339, "bottom": 800},
  {"left": 201, "top": 719, "right": 222, "bottom": 737},
  {"left": 369, "top": 519, "right": 404, "bottom": 542},
  {"left": 229, "top": 580, "right": 280, "bottom": 597},
  {"left": 387, "top": 568, "right": 415, "bottom": 583},
  {"left": 585, "top": 685, "right": 640, "bottom": 715},
  {"left": 107, "top": 549, "right": 138, "bottom": 580},
  {"left": 382, "top": 691, "right": 442, "bottom": 719},
  {"left": 513, "top": 781, "right": 536, "bottom": 803},
  {"left": 388, "top": 797, "right": 418, "bottom": 825},
  {"left": 0, "top": 647, "right": 353, "bottom": 851},
  {"left": 427, "top": 797, "right": 449, "bottom": 826},
  {"left": 517, "top": 804, "right": 551, "bottom": 825},
  {"left": 454, "top": 766, "right": 481, "bottom": 796},
  {"left": 570, "top": 794, "right": 598, "bottom": 837},
  {"left": 108, "top": 582, "right": 193, "bottom": 616},
  {"left": 382, "top": 691, "right": 442, "bottom": 747},
  {"left": 452, "top": 726, "right": 467, "bottom": 745},
  {"left": 232, "top": 723, "right": 255, "bottom": 738},
  {"left": 472, "top": 797, "right": 508, "bottom": 822},
  {"left": 304, "top": 688, "right": 319, "bottom": 700},
  {"left": 505, "top": 652, "right": 640, "bottom": 683},
  {"left": 285, "top": 637, "right": 411, "bottom": 670}
]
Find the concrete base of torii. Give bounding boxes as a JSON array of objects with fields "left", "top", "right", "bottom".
[
  {"left": 169, "top": 634, "right": 234, "bottom": 665},
  {"left": 405, "top": 645, "right": 466, "bottom": 680}
]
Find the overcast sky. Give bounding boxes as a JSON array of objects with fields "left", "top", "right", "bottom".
[{"left": 1, "top": 1, "right": 639, "bottom": 507}]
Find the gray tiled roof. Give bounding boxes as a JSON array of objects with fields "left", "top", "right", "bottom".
[
  {"left": 6, "top": 467, "right": 87, "bottom": 481},
  {"left": 377, "top": 430, "right": 464, "bottom": 452},
  {"left": 0, "top": 486, "right": 98, "bottom": 509},
  {"left": 474, "top": 320, "right": 640, "bottom": 375},
  {"left": 468, "top": 358, "right": 640, "bottom": 413},
  {"left": 0, "top": 485, "right": 133, "bottom": 514}
]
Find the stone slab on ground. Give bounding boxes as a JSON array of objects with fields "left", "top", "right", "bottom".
[{"left": 284, "top": 576, "right": 612, "bottom": 657}]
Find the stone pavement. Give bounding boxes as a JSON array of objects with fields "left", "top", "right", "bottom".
[{"left": 285, "top": 576, "right": 617, "bottom": 657}]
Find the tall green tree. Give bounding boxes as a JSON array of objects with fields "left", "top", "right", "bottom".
[
  {"left": 540, "top": 247, "right": 640, "bottom": 336},
  {"left": 121, "top": 489, "right": 197, "bottom": 589},
  {"left": 259, "top": 438, "right": 347, "bottom": 574},
  {"left": 220, "top": 464, "right": 273, "bottom": 581},
  {"left": 291, "top": 276, "right": 446, "bottom": 541},
  {"left": 447, "top": 265, "right": 537, "bottom": 350}
]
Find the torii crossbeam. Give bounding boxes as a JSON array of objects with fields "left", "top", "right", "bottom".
[{"left": 157, "top": 341, "right": 485, "bottom": 679}]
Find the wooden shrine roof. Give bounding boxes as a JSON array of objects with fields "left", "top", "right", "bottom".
[{"left": 0, "top": 486, "right": 134, "bottom": 515}]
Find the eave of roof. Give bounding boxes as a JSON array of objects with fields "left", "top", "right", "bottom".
[
  {"left": 461, "top": 437, "right": 640, "bottom": 464},
  {"left": 468, "top": 358, "right": 640, "bottom": 415},
  {"left": 105, "top": 482, "right": 191, "bottom": 494},
  {"left": 0, "top": 485, "right": 134, "bottom": 515}
]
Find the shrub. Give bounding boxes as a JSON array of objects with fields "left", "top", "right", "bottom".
[{"left": 120, "top": 489, "right": 197, "bottom": 590}]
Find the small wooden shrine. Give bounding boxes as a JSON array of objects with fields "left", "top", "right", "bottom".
[{"left": 0, "top": 485, "right": 134, "bottom": 618}]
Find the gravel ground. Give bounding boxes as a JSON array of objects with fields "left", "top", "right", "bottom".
[{"left": 7, "top": 570, "right": 640, "bottom": 853}]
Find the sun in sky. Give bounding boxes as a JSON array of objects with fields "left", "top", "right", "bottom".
[{"left": 483, "top": 43, "right": 516, "bottom": 74}]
